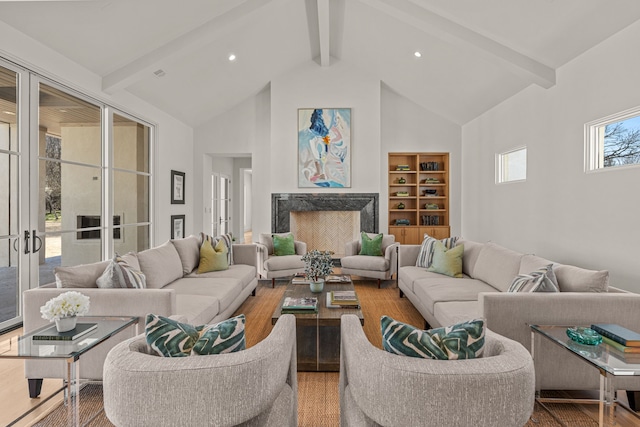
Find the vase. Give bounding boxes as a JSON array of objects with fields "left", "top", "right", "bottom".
[
  {"left": 55, "top": 316, "right": 77, "bottom": 333},
  {"left": 309, "top": 279, "right": 325, "bottom": 293}
]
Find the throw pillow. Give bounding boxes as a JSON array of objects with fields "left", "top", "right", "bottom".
[
  {"left": 359, "top": 232, "right": 383, "bottom": 256},
  {"left": 427, "top": 242, "right": 464, "bottom": 278},
  {"left": 381, "top": 316, "right": 485, "bottom": 360},
  {"left": 219, "top": 232, "right": 234, "bottom": 265},
  {"left": 145, "top": 314, "right": 204, "bottom": 357},
  {"left": 508, "top": 264, "right": 559, "bottom": 293},
  {"left": 96, "top": 254, "right": 146, "bottom": 289},
  {"left": 416, "top": 235, "right": 460, "bottom": 268},
  {"left": 197, "top": 238, "right": 229, "bottom": 274},
  {"left": 192, "top": 314, "right": 246, "bottom": 355},
  {"left": 273, "top": 233, "right": 295, "bottom": 256}
]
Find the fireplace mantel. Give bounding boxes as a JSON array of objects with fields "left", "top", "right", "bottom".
[{"left": 271, "top": 193, "right": 379, "bottom": 234}]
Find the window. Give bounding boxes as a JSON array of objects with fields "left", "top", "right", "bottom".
[
  {"left": 586, "top": 107, "right": 640, "bottom": 171},
  {"left": 497, "top": 147, "right": 527, "bottom": 183}
]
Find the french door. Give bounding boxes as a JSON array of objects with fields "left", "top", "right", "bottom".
[{"left": 211, "top": 173, "right": 231, "bottom": 236}]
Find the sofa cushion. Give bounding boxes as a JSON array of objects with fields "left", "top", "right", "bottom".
[
  {"left": 519, "top": 254, "right": 555, "bottom": 275},
  {"left": 508, "top": 264, "right": 559, "bottom": 293},
  {"left": 165, "top": 278, "right": 243, "bottom": 313},
  {"left": 414, "top": 278, "right": 498, "bottom": 313},
  {"left": 341, "top": 255, "right": 389, "bottom": 272},
  {"left": 427, "top": 242, "right": 463, "bottom": 278},
  {"left": 192, "top": 314, "right": 246, "bottom": 356},
  {"left": 456, "top": 239, "right": 483, "bottom": 277},
  {"left": 359, "top": 232, "right": 383, "bottom": 256},
  {"left": 264, "top": 254, "right": 305, "bottom": 271},
  {"left": 434, "top": 301, "right": 482, "bottom": 327},
  {"left": 188, "top": 264, "right": 256, "bottom": 289},
  {"left": 381, "top": 316, "right": 485, "bottom": 360},
  {"left": 145, "top": 313, "right": 203, "bottom": 357},
  {"left": 175, "top": 294, "right": 219, "bottom": 326},
  {"left": 399, "top": 267, "right": 447, "bottom": 294},
  {"left": 197, "top": 239, "right": 229, "bottom": 273},
  {"left": 416, "top": 235, "right": 459, "bottom": 268},
  {"left": 273, "top": 233, "right": 296, "bottom": 256},
  {"left": 120, "top": 252, "right": 141, "bottom": 271},
  {"left": 96, "top": 255, "right": 146, "bottom": 289},
  {"left": 137, "top": 241, "right": 184, "bottom": 289},
  {"left": 472, "top": 242, "right": 523, "bottom": 292},
  {"left": 554, "top": 265, "right": 609, "bottom": 292},
  {"left": 55, "top": 260, "right": 110, "bottom": 288},
  {"left": 171, "top": 235, "right": 201, "bottom": 275}
]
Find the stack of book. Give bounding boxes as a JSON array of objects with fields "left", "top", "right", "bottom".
[
  {"left": 291, "top": 273, "right": 310, "bottom": 284},
  {"left": 281, "top": 297, "right": 318, "bottom": 314},
  {"left": 591, "top": 324, "right": 640, "bottom": 363},
  {"left": 326, "top": 275, "right": 350, "bottom": 283},
  {"left": 395, "top": 165, "right": 410, "bottom": 171},
  {"left": 327, "top": 291, "right": 360, "bottom": 309},
  {"left": 32, "top": 323, "right": 97, "bottom": 342}
]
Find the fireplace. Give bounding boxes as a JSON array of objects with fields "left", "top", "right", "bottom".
[{"left": 271, "top": 193, "right": 379, "bottom": 256}]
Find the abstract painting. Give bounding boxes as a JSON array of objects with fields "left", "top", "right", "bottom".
[{"left": 298, "top": 108, "right": 351, "bottom": 188}]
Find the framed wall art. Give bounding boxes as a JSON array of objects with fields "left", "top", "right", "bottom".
[
  {"left": 171, "top": 215, "right": 185, "bottom": 239},
  {"left": 171, "top": 170, "right": 185, "bottom": 204},
  {"left": 298, "top": 108, "right": 351, "bottom": 188}
]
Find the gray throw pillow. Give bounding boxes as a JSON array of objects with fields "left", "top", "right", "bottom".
[{"left": 507, "top": 264, "right": 559, "bottom": 293}]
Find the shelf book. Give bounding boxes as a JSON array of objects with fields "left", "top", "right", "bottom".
[
  {"left": 281, "top": 297, "right": 318, "bottom": 314},
  {"left": 591, "top": 324, "right": 640, "bottom": 347},
  {"left": 32, "top": 322, "right": 97, "bottom": 342}
]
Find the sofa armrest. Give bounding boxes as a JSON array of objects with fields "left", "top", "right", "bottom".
[
  {"left": 232, "top": 243, "right": 258, "bottom": 269},
  {"left": 23, "top": 287, "right": 177, "bottom": 332},
  {"left": 398, "top": 244, "right": 421, "bottom": 267},
  {"left": 385, "top": 243, "right": 399, "bottom": 276},
  {"left": 294, "top": 241, "right": 307, "bottom": 255},
  {"left": 344, "top": 240, "right": 359, "bottom": 256}
]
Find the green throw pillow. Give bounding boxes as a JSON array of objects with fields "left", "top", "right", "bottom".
[
  {"left": 381, "top": 316, "right": 485, "bottom": 360},
  {"left": 192, "top": 314, "right": 246, "bottom": 355},
  {"left": 359, "top": 232, "right": 383, "bottom": 256},
  {"left": 427, "top": 241, "right": 464, "bottom": 278},
  {"left": 145, "top": 314, "right": 204, "bottom": 357},
  {"left": 197, "top": 238, "right": 229, "bottom": 273},
  {"left": 273, "top": 233, "right": 295, "bottom": 256}
]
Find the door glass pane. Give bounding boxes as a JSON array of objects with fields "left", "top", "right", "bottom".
[
  {"left": 0, "top": 152, "right": 18, "bottom": 237},
  {"left": 0, "top": 67, "right": 17, "bottom": 151},
  {"left": 113, "top": 171, "right": 150, "bottom": 224},
  {"left": 113, "top": 114, "right": 150, "bottom": 173},
  {"left": 114, "top": 225, "right": 150, "bottom": 254}
]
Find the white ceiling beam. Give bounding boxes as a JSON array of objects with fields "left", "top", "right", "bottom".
[
  {"left": 102, "top": 0, "right": 282, "bottom": 94},
  {"left": 317, "top": 0, "right": 331, "bottom": 66},
  {"left": 360, "top": 0, "right": 556, "bottom": 89}
]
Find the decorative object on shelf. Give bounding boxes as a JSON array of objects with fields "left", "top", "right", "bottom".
[
  {"left": 395, "top": 218, "right": 411, "bottom": 226},
  {"left": 301, "top": 250, "right": 334, "bottom": 293},
  {"left": 398, "top": 177, "right": 406, "bottom": 184},
  {"left": 170, "top": 214, "right": 185, "bottom": 239},
  {"left": 423, "top": 177, "right": 440, "bottom": 184},
  {"left": 298, "top": 108, "right": 351, "bottom": 188},
  {"left": 420, "top": 162, "right": 440, "bottom": 171},
  {"left": 421, "top": 215, "right": 440, "bottom": 226},
  {"left": 424, "top": 189, "right": 437, "bottom": 196},
  {"left": 396, "top": 191, "right": 409, "bottom": 197},
  {"left": 40, "top": 291, "right": 90, "bottom": 332},
  {"left": 397, "top": 202, "right": 405, "bottom": 209},
  {"left": 566, "top": 327, "right": 602, "bottom": 346},
  {"left": 425, "top": 203, "right": 439, "bottom": 210},
  {"left": 170, "top": 170, "right": 185, "bottom": 204}
]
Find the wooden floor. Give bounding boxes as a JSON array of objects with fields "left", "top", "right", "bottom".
[{"left": 1, "top": 278, "right": 640, "bottom": 426}]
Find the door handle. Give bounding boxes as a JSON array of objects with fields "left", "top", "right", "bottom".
[
  {"left": 23, "top": 230, "right": 30, "bottom": 254},
  {"left": 32, "top": 230, "right": 43, "bottom": 254}
]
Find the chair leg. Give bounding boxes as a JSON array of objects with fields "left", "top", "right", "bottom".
[
  {"left": 377, "top": 279, "right": 381, "bottom": 289},
  {"left": 29, "top": 378, "right": 43, "bottom": 398},
  {"left": 272, "top": 278, "right": 275, "bottom": 288}
]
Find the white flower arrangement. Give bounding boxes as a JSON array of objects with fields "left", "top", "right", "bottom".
[
  {"left": 40, "top": 291, "right": 90, "bottom": 322},
  {"left": 301, "top": 250, "right": 334, "bottom": 282}
]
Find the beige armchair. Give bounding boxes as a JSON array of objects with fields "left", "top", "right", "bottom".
[
  {"left": 104, "top": 314, "right": 298, "bottom": 427},
  {"left": 257, "top": 232, "right": 307, "bottom": 287},
  {"left": 340, "top": 234, "right": 398, "bottom": 288},
  {"left": 339, "top": 314, "right": 535, "bottom": 427}
]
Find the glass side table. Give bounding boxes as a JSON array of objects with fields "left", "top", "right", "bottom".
[
  {"left": 530, "top": 324, "right": 640, "bottom": 427},
  {"left": 0, "top": 316, "right": 139, "bottom": 427}
]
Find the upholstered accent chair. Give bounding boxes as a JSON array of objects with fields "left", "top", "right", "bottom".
[
  {"left": 103, "top": 314, "right": 298, "bottom": 427},
  {"left": 340, "top": 234, "right": 399, "bottom": 288},
  {"left": 339, "top": 314, "right": 535, "bottom": 427},
  {"left": 257, "top": 232, "right": 307, "bottom": 287}
]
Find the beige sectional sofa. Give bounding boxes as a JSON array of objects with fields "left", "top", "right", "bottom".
[
  {"left": 398, "top": 239, "right": 640, "bottom": 392},
  {"left": 22, "top": 234, "right": 259, "bottom": 394}
]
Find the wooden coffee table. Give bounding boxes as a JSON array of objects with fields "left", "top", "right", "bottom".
[{"left": 271, "top": 275, "right": 364, "bottom": 371}]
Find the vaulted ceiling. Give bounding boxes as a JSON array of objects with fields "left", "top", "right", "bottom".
[{"left": 1, "top": 0, "right": 640, "bottom": 127}]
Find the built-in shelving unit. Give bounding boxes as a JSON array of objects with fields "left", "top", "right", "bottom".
[{"left": 388, "top": 152, "right": 450, "bottom": 244}]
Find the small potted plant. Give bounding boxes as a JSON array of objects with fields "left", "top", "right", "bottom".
[
  {"left": 301, "top": 250, "right": 334, "bottom": 293},
  {"left": 40, "top": 291, "right": 90, "bottom": 332}
]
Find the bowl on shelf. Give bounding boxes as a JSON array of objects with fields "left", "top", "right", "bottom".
[{"left": 424, "top": 189, "right": 437, "bottom": 196}]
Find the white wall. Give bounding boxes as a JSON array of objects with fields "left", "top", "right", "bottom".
[
  {"left": 381, "top": 85, "right": 462, "bottom": 235},
  {"left": 462, "top": 19, "right": 640, "bottom": 292},
  {"left": 0, "top": 21, "right": 194, "bottom": 246}
]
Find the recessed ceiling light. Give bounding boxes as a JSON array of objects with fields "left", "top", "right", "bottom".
[
  {"left": 228, "top": 53, "right": 237, "bottom": 62},
  {"left": 414, "top": 51, "right": 422, "bottom": 58}
]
